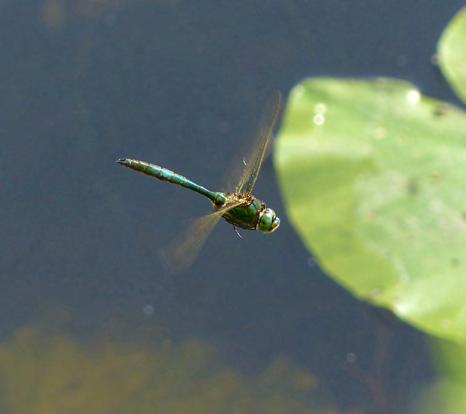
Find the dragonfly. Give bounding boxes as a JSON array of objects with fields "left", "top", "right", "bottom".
[{"left": 117, "top": 92, "right": 282, "bottom": 268}]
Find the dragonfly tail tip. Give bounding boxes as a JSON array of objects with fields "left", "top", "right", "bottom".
[{"left": 116, "top": 158, "right": 128, "bottom": 165}]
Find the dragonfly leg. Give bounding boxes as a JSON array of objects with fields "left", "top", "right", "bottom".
[{"left": 233, "top": 225, "right": 243, "bottom": 239}]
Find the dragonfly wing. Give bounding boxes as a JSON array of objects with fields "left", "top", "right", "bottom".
[
  {"left": 159, "top": 199, "right": 244, "bottom": 271},
  {"left": 236, "top": 91, "right": 282, "bottom": 195},
  {"left": 159, "top": 213, "right": 221, "bottom": 271}
]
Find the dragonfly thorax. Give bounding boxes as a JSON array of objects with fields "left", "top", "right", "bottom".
[{"left": 214, "top": 192, "right": 279, "bottom": 233}]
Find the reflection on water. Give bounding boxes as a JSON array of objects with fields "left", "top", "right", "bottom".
[{"left": 0, "top": 327, "right": 333, "bottom": 414}]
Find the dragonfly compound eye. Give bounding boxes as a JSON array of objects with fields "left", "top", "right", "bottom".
[{"left": 258, "top": 208, "right": 280, "bottom": 233}]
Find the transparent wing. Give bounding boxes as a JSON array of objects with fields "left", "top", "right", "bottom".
[
  {"left": 235, "top": 91, "right": 282, "bottom": 195},
  {"left": 159, "top": 199, "right": 244, "bottom": 271}
]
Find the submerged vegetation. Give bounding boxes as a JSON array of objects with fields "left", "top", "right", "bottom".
[{"left": 0, "top": 327, "right": 330, "bottom": 414}]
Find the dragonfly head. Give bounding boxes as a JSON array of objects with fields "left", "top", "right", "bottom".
[{"left": 257, "top": 207, "right": 280, "bottom": 233}]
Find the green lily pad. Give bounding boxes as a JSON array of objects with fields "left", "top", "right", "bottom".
[
  {"left": 438, "top": 7, "right": 466, "bottom": 104},
  {"left": 413, "top": 340, "right": 466, "bottom": 413},
  {"left": 274, "top": 78, "right": 466, "bottom": 342}
]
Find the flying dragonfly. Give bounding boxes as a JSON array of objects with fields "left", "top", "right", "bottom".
[{"left": 117, "top": 92, "right": 282, "bottom": 268}]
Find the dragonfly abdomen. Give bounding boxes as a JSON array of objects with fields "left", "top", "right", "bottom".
[{"left": 117, "top": 158, "right": 221, "bottom": 203}]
